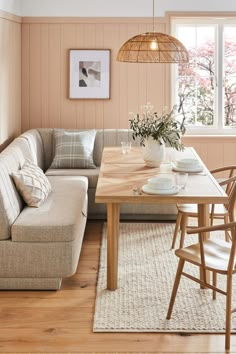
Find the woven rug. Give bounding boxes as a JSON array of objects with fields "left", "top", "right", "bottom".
[{"left": 93, "top": 222, "right": 236, "bottom": 333}]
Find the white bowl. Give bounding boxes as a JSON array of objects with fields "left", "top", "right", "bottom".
[
  {"left": 176, "top": 158, "right": 200, "bottom": 169},
  {"left": 147, "top": 176, "right": 174, "bottom": 190}
]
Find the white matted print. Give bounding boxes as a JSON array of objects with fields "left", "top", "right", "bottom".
[{"left": 69, "top": 49, "right": 110, "bottom": 99}]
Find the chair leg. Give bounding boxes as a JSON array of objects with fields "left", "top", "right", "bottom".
[
  {"left": 179, "top": 215, "right": 188, "bottom": 248},
  {"left": 212, "top": 271, "right": 217, "bottom": 300},
  {"left": 171, "top": 212, "right": 182, "bottom": 249},
  {"left": 166, "top": 259, "right": 185, "bottom": 320},
  {"left": 224, "top": 215, "right": 230, "bottom": 242},
  {"left": 210, "top": 205, "right": 214, "bottom": 226},
  {"left": 225, "top": 275, "right": 233, "bottom": 350},
  {"left": 180, "top": 216, "right": 184, "bottom": 231}
]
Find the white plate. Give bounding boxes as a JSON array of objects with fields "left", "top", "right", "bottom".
[
  {"left": 142, "top": 184, "right": 179, "bottom": 195},
  {"left": 171, "top": 163, "right": 203, "bottom": 173}
]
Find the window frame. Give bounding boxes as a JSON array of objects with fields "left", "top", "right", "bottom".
[{"left": 171, "top": 17, "right": 236, "bottom": 135}]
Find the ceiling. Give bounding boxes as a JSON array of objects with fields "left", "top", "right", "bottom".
[{"left": 1, "top": 0, "right": 236, "bottom": 17}]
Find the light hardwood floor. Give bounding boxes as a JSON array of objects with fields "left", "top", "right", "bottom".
[{"left": 0, "top": 221, "right": 235, "bottom": 353}]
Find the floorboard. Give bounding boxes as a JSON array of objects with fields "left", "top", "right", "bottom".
[{"left": 0, "top": 221, "right": 235, "bottom": 353}]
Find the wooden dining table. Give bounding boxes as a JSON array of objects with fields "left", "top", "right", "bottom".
[{"left": 95, "top": 146, "right": 228, "bottom": 291}]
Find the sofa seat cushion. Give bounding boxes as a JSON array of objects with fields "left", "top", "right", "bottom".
[
  {"left": 46, "top": 168, "right": 99, "bottom": 188},
  {"left": 11, "top": 176, "right": 88, "bottom": 243}
]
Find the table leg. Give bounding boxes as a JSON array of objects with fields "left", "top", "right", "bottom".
[
  {"left": 107, "top": 203, "right": 120, "bottom": 290},
  {"left": 198, "top": 204, "right": 210, "bottom": 285}
]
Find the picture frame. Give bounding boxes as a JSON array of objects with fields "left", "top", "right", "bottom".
[{"left": 69, "top": 49, "right": 111, "bottom": 99}]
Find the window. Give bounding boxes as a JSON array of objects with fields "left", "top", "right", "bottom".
[{"left": 172, "top": 18, "right": 236, "bottom": 134}]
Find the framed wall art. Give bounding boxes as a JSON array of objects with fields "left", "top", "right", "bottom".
[{"left": 69, "top": 49, "right": 111, "bottom": 99}]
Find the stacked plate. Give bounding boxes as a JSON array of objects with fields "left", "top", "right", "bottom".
[
  {"left": 142, "top": 175, "right": 178, "bottom": 195},
  {"left": 172, "top": 158, "right": 203, "bottom": 173}
]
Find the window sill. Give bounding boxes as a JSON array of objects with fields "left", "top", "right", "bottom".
[
  {"left": 182, "top": 135, "right": 236, "bottom": 142},
  {"left": 184, "top": 128, "right": 236, "bottom": 137}
]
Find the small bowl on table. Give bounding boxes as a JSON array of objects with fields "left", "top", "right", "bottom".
[
  {"left": 176, "top": 158, "right": 200, "bottom": 170},
  {"left": 147, "top": 176, "right": 174, "bottom": 191}
]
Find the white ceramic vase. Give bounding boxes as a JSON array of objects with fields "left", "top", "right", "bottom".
[{"left": 142, "top": 137, "right": 166, "bottom": 167}]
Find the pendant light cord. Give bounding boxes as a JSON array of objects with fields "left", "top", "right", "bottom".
[{"left": 152, "top": 0, "right": 155, "bottom": 32}]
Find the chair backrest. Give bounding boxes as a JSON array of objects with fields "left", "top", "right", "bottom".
[
  {"left": 211, "top": 165, "right": 236, "bottom": 195},
  {"left": 219, "top": 175, "right": 236, "bottom": 220},
  {"left": 227, "top": 224, "right": 236, "bottom": 274},
  {"left": 227, "top": 180, "right": 236, "bottom": 221}
]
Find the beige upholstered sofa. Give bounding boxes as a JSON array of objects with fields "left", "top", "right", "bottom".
[
  {"left": 39, "top": 128, "right": 177, "bottom": 219},
  {"left": 0, "top": 128, "right": 176, "bottom": 290}
]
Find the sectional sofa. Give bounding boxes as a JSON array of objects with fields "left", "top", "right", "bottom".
[{"left": 0, "top": 129, "right": 176, "bottom": 290}]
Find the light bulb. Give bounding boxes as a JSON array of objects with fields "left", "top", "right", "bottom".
[{"left": 150, "top": 40, "right": 158, "bottom": 50}]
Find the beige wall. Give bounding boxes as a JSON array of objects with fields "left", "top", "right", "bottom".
[
  {"left": 0, "top": 11, "right": 21, "bottom": 150},
  {"left": 19, "top": 16, "right": 236, "bottom": 171},
  {"left": 182, "top": 136, "right": 236, "bottom": 173},
  {"left": 21, "top": 17, "right": 170, "bottom": 131}
]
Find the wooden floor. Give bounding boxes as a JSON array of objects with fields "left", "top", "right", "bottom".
[{"left": 0, "top": 221, "right": 235, "bottom": 353}]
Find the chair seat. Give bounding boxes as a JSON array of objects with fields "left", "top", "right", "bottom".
[
  {"left": 176, "top": 239, "right": 233, "bottom": 273},
  {"left": 177, "top": 203, "right": 227, "bottom": 216}
]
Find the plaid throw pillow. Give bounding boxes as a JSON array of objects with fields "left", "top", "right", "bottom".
[
  {"left": 50, "top": 130, "right": 96, "bottom": 169},
  {"left": 12, "top": 160, "right": 52, "bottom": 207}
]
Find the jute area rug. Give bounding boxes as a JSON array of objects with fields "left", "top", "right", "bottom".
[{"left": 93, "top": 222, "right": 236, "bottom": 333}]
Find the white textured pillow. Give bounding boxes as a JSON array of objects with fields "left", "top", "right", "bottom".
[{"left": 11, "top": 160, "right": 52, "bottom": 207}]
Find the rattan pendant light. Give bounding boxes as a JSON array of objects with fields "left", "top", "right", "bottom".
[{"left": 116, "top": 0, "right": 189, "bottom": 63}]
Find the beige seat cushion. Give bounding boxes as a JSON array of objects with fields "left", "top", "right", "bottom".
[
  {"left": 177, "top": 203, "right": 227, "bottom": 215},
  {"left": 11, "top": 176, "right": 88, "bottom": 242},
  {"left": 46, "top": 168, "right": 99, "bottom": 188},
  {"left": 176, "top": 239, "right": 232, "bottom": 273}
]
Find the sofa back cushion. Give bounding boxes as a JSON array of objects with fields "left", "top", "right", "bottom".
[
  {"left": 38, "top": 128, "right": 54, "bottom": 171},
  {"left": 93, "top": 129, "right": 138, "bottom": 166},
  {"left": 21, "top": 130, "right": 44, "bottom": 170},
  {"left": 38, "top": 128, "right": 139, "bottom": 170},
  {"left": 0, "top": 137, "right": 35, "bottom": 240}
]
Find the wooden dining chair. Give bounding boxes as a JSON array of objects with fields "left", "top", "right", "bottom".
[
  {"left": 212, "top": 165, "right": 236, "bottom": 195},
  {"left": 167, "top": 221, "right": 236, "bottom": 350},
  {"left": 171, "top": 166, "right": 236, "bottom": 249}
]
